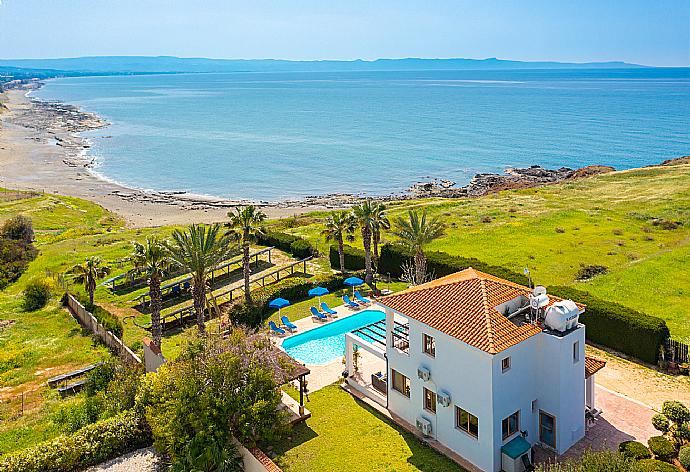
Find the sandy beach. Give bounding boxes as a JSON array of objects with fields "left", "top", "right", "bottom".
[{"left": 0, "top": 88, "right": 333, "bottom": 227}]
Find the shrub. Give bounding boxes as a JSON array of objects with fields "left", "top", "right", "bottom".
[
  {"left": 257, "top": 230, "right": 314, "bottom": 259},
  {"left": 50, "top": 395, "right": 105, "bottom": 434},
  {"left": 329, "top": 244, "right": 366, "bottom": 271},
  {"left": 648, "top": 436, "right": 677, "bottom": 462},
  {"left": 289, "top": 238, "right": 314, "bottom": 259},
  {"left": 636, "top": 459, "right": 682, "bottom": 472},
  {"left": 0, "top": 410, "right": 150, "bottom": 472},
  {"left": 662, "top": 401, "right": 690, "bottom": 425},
  {"left": 575, "top": 265, "right": 609, "bottom": 281},
  {"left": 1, "top": 214, "right": 34, "bottom": 244},
  {"left": 0, "top": 239, "right": 37, "bottom": 290},
  {"left": 22, "top": 278, "right": 52, "bottom": 311},
  {"left": 618, "top": 440, "right": 652, "bottom": 460},
  {"left": 678, "top": 445, "right": 690, "bottom": 470},
  {"left": 536, "top": 450, "right": 636, "bottom": 472},
  {"left": 549, "top": 286, "right": 669, "bottom": 364},
  {"left": 170, "top": 435, "right": 243, "bottom": 472},
  {"left": 653, "top": 413, "right": 671, "bottom": 433}
]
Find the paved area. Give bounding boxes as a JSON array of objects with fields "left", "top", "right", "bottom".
[
  {"left": 537, "top": 385, "right": 657, "bottom": 463},
  {"left": 85, "top": 447, "right": 164, "bottom": 472}
]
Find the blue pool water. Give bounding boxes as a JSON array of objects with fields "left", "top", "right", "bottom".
[{"left": 282, "top": 309, "right": 385, "bottom": 365}]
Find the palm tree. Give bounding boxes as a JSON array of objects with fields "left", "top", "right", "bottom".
[
  {"left": 167, "top": 224, "right": 232, "bottom": 334},
  {"left": 322, "top": 211, "right": 356, "bottom": 274},
  {"left": 70, "top": 256, "right": 111, "bottom": 306},
  {"left": 370, "top": 202, "right": 390, "bottom": 267},
  {"left": 130, "top": 237, "right": 171, "bottom": 348},
  {"left": 228, "top": 205, "right": 267, "bottom": 305},
  {"left": 392, "top": 209, "right": 446, "bottom": 285},
  {"left": 352, "top": 200, "right": 377, "bottom": 285}
]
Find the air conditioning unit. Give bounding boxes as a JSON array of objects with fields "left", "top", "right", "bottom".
[
  {"left": 437, "top": 390, "right": 451, "bottom": 407},
  {"left": 417, "top": 366, "right": 431, "bottom": 381},
  {"left": 416, "top": 417, "right": 433, "bottom": 437}
]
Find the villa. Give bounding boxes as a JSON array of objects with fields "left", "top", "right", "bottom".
[{"left": 343, "top": 268, "right": 606, "bottom": 472}]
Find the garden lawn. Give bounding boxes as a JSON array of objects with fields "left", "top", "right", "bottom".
[
  {"left": 274, "top": 385, "right": 465, "bottom": 472},
  {"left": 282, "top": 165, "right": 690, "bottom": 338}
]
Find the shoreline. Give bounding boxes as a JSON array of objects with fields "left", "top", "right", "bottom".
[{"left": 0, "top": 82, "right": 624, "bottom": 227}]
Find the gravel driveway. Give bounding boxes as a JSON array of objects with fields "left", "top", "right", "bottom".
[{"left": 85, "top": 447, "right": 164, "bottom": 471}]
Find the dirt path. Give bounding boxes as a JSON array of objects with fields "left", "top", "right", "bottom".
[{"left": 587, "top": 345, "right": 690, "bottom": 410}]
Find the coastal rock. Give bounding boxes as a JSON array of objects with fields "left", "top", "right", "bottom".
[{"left": 660, "top": 156, "right": 690, "bottom": 166}]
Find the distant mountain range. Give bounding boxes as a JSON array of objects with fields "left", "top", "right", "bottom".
[{"left": 0, "top": 56, "right": 648, "bottom": 74}]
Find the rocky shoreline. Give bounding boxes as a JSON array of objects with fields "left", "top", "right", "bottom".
[{"left": 3, "top": 81, "right": 619, "bottom": 214}]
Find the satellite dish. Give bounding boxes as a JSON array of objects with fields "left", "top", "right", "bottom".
[{"left": 532, "top": 285, "right": 547, "bottom": 297}]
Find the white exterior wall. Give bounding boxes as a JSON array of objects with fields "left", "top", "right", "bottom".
[
  {"left": 385, "top": 307, "right": 497, "bottom": 472},
  {"left": 384, "top": 305, "right": 587, "bottom": 471},
  {"left": 536, "top": 325, "right": 586, "bottom": 454}
]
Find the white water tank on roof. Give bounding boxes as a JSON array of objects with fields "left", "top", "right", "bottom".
[{"left": 544, "top": 300, "right": 580, "bottom": 332}]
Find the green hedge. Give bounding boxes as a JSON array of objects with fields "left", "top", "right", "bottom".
[
  {"left": 549, "top": 286, "right": 669, "bottom": 364},
  {"left": 257, "top": 231, "right": 314, "bottom": 259},
  {"left": 328, "top": 243, "right": 669, "bottom": 363},
  {"left": 329, "top": 245, "right": 366, "bottom": 271},
  {"left": 648, "top": 436, "right": 677, "bottom": 463},
  {"left": 618, "top": 441, "right": 652, "bottom": 460},
  {"left": 636, "top": 459, "right": 682, "bottom": 472},
  {"left": 0, "top": 410, "right": 150, "bottom": 472}
]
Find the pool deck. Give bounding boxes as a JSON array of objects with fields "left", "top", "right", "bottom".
[{"left": 270, "top": 302, "right": 385, "bottom": 392}]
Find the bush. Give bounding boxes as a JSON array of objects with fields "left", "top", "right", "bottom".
[
  {"left": 257, "top": 230, "right": 314, "bottom": 259},
  {"left": 575, "top": 265, "right": 609, "bottom": 281},
  {"left": 653, "top": 413, "right": 671, "bottom": 433},
  {"left": 329, "top": 244, "right": 366, "bottom": 271},
  {"left": 0, "top": 410, "right": 150, "bottom": 472},
  {"left": 22, "top": 278, "right": 52, "bottom": 311},
  {"left": 289, "top": 238, "right": 314, "bottom": 259},
  {"left": 0, "top": 238, "right": 37, "bottom": 290},
  {"left": 662, "top": 401, "right": 690, "bottom": 425},
  {"left": 549, "top": 286, "right": 669, "bottom": 364},
  {"left": 678, "top": 445, "right": 690, "bottom": 470},
  {"left": 648, "top": 436, "right": 677, "bottom": 462},
  {"left": 536, "top": 450, "right": 636, "bottom": 472},
  {"left": 636, "top": 459, "right": 682, "bottom": 472},
  {"left": 619, "top": 441, "right": 652, "bottom": 460},
  {"left": 1, "top": 215, "right": 34, "bottom": 244},
  {"left": 50, "top": 396, "right": 104, "bottom": 434}
]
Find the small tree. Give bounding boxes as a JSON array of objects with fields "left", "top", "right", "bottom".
[
  {"left": 652, "top": 400, "right": 690, "bottom": 447},
  {"left": 1, "top": 215, "right": 34, "bottom": 244},
  {"left": 322, "top": 211, "right": 356, "bottom": 274},
  {"left": 371, "top": 202, "right": 390, "bottom": 267},
  {"left": 227, "top": 206, "right": 266, "bottom": 305},
  {"left": 130, "top": 237, "right": 172, "bottom": 348},
  {"left": 392, "top": 209, "right": 446, "bottom": 285},
  {"left": 352, "top": 200, "right": 377, "bottom": 285},
  {"left": 70, "top": 256, "right": 111, "bottom": 306}
]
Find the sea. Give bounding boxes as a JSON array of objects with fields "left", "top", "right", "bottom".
[{"left": 32, "top": 68, "right": 690, "bottom": 202}]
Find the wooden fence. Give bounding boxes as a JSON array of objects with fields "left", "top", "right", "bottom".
[
  {"left": 65, "top": 294, "right": 142, "bottom": 365},
  {"left": 667, "top": 338, "right": 689, "bottom": 364},
  {"left": 0, "top": 388, "right": 42, "bottom": 421}
]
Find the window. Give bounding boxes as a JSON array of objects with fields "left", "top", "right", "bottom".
[
  {"left": 391, "top": 369, "right": 410, "bottom": 397},
  {"left": 502, "top": 411, "right": 520, "bottom": 439},
  {"left": 455, "top": 406, "right": 479, "bottom": 438},
  {"left": 422, "top": 334, "right": 435, "bottom": 357},
  {"left": 423, "top": 387, "right": 436, "bottom": 413},
  {"left": 573, "top": 341, "right": 580, "bottom": 363},
  {"left": 502, "top": 357, "right": 511, "bottom": 372},
  {"left": 539, "top": 411, "right": 556, "bottom": 448}
]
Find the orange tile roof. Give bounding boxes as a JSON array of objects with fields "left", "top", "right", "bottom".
[
  {"left": 585, "top": 356, "right": 606, "bottom": 378},
  {"left": 379, "top": 268, "right": 583, "bottom": 354}
]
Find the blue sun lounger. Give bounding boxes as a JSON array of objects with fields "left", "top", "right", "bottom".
[
  {"left": 310, "top": 306, "right": 328, "bottom": 321},
  {"left": 268, "top": 321, "right": 286, "bottom": 336},
  {"left": 281, "top": 315, "right": 298, "bottom": 332},
  {"left": 354, "top": 291, "right": 371, "bottom": 305},
  {"left": 320, "top": 302, "right": 338, "bottom": 316},
  {"left": 343, "top": 295, "right": 360, "bottom": 309}
]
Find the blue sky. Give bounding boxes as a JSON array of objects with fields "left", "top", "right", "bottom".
[{"left": 0, "top": 0, "right": 688, "bottom": 66}]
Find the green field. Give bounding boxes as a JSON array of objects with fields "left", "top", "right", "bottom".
[{"left": 284, "top": 165, "right": 690, "bottom": 338}]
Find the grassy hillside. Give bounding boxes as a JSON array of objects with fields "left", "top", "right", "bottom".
[{"left": 285, "top": 165, "right": 690, "bottom": 337}]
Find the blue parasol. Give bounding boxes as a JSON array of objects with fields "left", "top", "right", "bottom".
[
  {"left": 308, "top": 286, "right": 329, "bottom": 304},
  {"left": 268, "top": 297, "right": 290, "bottom": 316},
  {"left": 343, "top": 276, "right": 364, "bottom": 296}
]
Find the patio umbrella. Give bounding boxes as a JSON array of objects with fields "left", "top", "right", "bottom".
[
  {"left": 308, "top": 286, "right": 329, "bottom": 305},
  {"left": 268, "top": 297, "right": 290, "bottom": 317},
  {"left": 343, "top": 276, "right": 364, "bottom": 296}
]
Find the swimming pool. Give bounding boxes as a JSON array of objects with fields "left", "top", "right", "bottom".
[{"left": 281, "top": 309, "right": 385, "bottom": 365}]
